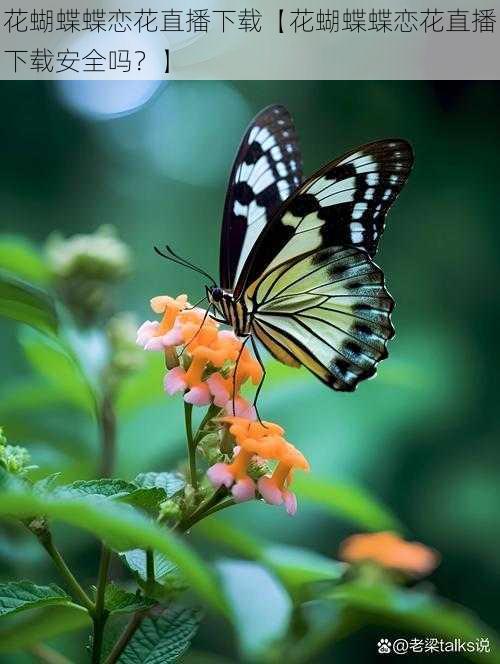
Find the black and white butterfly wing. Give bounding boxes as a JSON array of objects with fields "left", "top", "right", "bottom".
[
  {"left": 250, "top": 247, "right": 395, "bottom": 391},
  {"left": 235, "top": 139, "right": 413, "bottom": 297},
  {"left": 220, "top": 105, "right": 303, "bottom": 291}
]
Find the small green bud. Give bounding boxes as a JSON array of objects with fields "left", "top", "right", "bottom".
[
  {"left": 0, "top": 444, "right": 34, "bottom": 476},
  {"left": 45, "top": 226, "right": 131, "bottom": 282},
  {"left": 45, "top": 226, "right": 132, "bottom": 326},
  {"left": 158, "top": 499, "right": 181, "bottom": 521},
  {"left": 247, "top": 458, "right": 271, "bottom": 481}
]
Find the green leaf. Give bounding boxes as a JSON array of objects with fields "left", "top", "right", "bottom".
[
  {"left": 0, "top": 581, "right": 73, "bottom": 618},
  {"left": 32, "top": 473, "right": 62, "bottom": 494},
  {"left": 217, "top": 560, "right": 292, "bottom": 661},
  {"left": 134, "top": 472, "right": 185, "bottom": 497},
  {"left": 0, "top": 235, "right": 50, "bottom": 285},
  {"left": 121, "top": 549, "right": 179, "bottom": 583},
  {"left": 261, "top": 546, "right": 346, "bottom": 589},
  {"left": 197, "top": 518, "right": 345, "bottom": 592},
  {"left": 104, "top": 583, "right": 155, "bottom": 615},
  {"left": 53, "top": 479, "right": 168, "bottom": 514},
  {"left": 119, "top": 487, "right": 168, "bottom": 513},
  {"left": 53, "top": 478, "right": 138, "bottom": 499},
  {"left": 0, "top": 605, "right": 90, "bottom": 653},
  {"left": 293, "top": 474, "right": 402, "bottom": 532},
  {"left": 0, "top": 490, "right": 227, "bottom": 615},
  {"left": 328, "top": 581, "right": 500, "bottom": 664},
  {"left": 18, "top": 327, "right": 96, "bottom": 416},
  {"left": 120, "top": 549, "right": 187, "bottom": 597},
  {"left": 119, "top": 605, "right": 202, "bottom": 663},
  {"left": 0, "top": 270, "right": 57, "bottom": 335}
]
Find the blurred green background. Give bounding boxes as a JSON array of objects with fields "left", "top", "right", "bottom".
[{"left": 1, "top": 80, "right": 499, "bottom": 662}]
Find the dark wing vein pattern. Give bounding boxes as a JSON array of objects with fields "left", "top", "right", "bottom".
[
  {"left": 236, "top": 139, "right": 413, "bottom": 296},
  {"left": 250, "top": 246, "right": 395, "bottom": 391},
  {"left": 220, "top": 104, "right": 303, "bottom": 290}
]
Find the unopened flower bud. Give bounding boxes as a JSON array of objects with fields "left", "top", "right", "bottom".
[
  {"left": 0, "top": 444, "right": 34, "bottom": 476},
  {"left": 158, "top": 499, "right": 181, "bottom": 521},
  {"left": 45, "top": 226, "right": 131, "bottom": 326}
]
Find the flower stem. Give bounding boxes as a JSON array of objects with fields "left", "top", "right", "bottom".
[
  {"left": 146, "top": 549, "right": 155, "bottom": 591},
  {"left": 32, "top": 523, "right": 94, "bottom": 613},
  {"left": 92, "top": 546, "right": 112, "bottom": 664},
  {"left": 99, "top": 392, "right": 116, "bottom": 478},
  {"left": 104, "top": 610, "right": 148, "bottom": 664},
  {"left": 194, "top": 404, "right": 221, "bottom": 444},
  {"left": 184, "top": 402, "right": 197, "bottom": 489},
  {"left": 177, "top": 488, "right": 231, "bottom": 532}
]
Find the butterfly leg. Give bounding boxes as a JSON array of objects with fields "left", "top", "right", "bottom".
[
  {"left": 230, "top": 335, "right": 251, "bottom": 416},
  {"left": 250, "top": 335, "right": 267, "bottom": 425},
  {"left": 177, "top": 306, "right": 210, "bottom": 359}
]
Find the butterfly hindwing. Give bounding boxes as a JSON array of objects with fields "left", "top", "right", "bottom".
[
  {"left": 235, "top": 139, "right": 413, "bottom": 297},
  {"left": 220, "top": 104, "right": 303, "bottom": 290},
  {"left": 250, "top": 246, "right": 395, "bottom": 391}
]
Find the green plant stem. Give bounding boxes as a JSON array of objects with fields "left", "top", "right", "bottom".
[
  {"left": 103, "top": 610, "right": 148, "bottom": 664},
  {"left": 177, "top": 488, "right": 231, "bottom": 532},
  {"left": 30, "top": 643, "right": 75, "bottom": 664},
  {"left": 184, "top": 402, "right": 197, "bottom": 489},
  {"left": 99, "top": 392, "right": 116, "bottom": 478},
  {"left": 32, "top": 524, "right": 94, "bottom": 613},
  {"left": 104, "top": 490, "right": 235, "bottom": 659},
  {"left": 92, "top": 546, "right": 112, "bottom": 664},
  {"left": 194, "top": 404, "right": 222, "bottom": 444},
  {"left": 146, "top": 548, "right": 155, "bottom": 590}
]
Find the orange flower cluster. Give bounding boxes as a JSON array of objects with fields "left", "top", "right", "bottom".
[
  {"left": 339, "top": 531, "right": 439, "bottom": 577},
  {"left": 136, "top": 294, "right": 262, "bottom": 413},
  {"left": 207, "top": 416, "right": 309, "bottom": 514},
  {"left": 137, "top": 293, "right": 310, "bottom": 515}
]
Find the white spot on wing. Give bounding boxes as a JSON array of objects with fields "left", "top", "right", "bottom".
[
  {"left": 366, "top": 173, "right": 379, "bottom": 185},
  {"left": 277, "top": 180, "right": 290, "bottom": 200},
  {"left": 318, "top": 177, "right": 356, "bottom": 206},
  {"left": 308, "top": 177, "right": 329, "bottom": 195},
  {"left": 253, "top": 168, "right": 275, "bottom": 194},
  {"left": 277, "top": 162, "right": 287, "bottom": 177},
  {"left": 352, "top": 202, "right": 367, "bottom": 219},
  {"left": 271, "top": 146, "right": 282, "bottom": 160},
  {"left": 353, "top": 155, "right": 377, "bottom": 171},
  {"left": 339, "top": 151, "right": 362, "bottom": 165},
  {"left": 365, "top": 187, "right": 375, "bottom": 200},
  {"left": 248, "top": 127, "right": 259, "bottom": 144},
  {"left": 233, "top": 201, "right": 248, "bottom": 217},
  {"left": 248, "top": 156, "right": 269, "bottom": 187},
  {"left": 355, "top": 163, "right": 379, "bottom": 175}
]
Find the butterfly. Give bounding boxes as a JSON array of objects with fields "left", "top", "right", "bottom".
[{"left": 160, "top": 104, "right": 413, "bottom": 395}]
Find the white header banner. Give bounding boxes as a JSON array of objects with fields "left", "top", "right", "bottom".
[{"left": 1, "top": 1, "right": 499, "bottom": 79}]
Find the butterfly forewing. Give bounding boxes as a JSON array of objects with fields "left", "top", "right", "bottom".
[
  {"left": 235, "top": 139, "right": 413, "bottom": 297},
  {"left": 250, "top": 247, "right": 395, "bottom": 391},
  {"left": 220, "top": 104, "right": 303, "bottom": 290}
]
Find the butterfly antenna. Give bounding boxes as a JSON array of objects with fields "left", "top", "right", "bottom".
[{"left": 154, "top": 245, "right": 217, "bottom": 286}]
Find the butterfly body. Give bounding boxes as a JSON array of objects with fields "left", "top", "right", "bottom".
[
  {"left": 188, "top": 105, "right": 413, "bottom": 393},
  {"left": 207, "top": 286, "right": 253, "bottom": 337}
]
